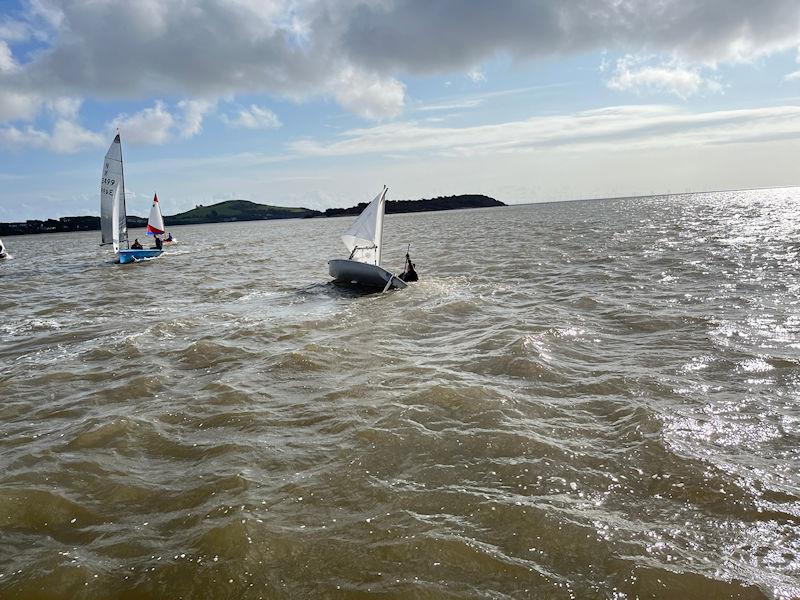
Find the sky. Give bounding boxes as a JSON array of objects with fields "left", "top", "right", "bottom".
[{"left": 1, "top": 0, "right": 799, "bottom": 221}]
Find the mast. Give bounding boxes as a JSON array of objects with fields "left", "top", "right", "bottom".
[
  {"left": 118, "top": 132, "right": 129, "bottom": 249},
  {"left": 375, "top": 185, "right": 387, "bottom": 266}
]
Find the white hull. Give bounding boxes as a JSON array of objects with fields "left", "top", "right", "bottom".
[{"left": 329, "top": 259, "right": 407, "bottom": 290}]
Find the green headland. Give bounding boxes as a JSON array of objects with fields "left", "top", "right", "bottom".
[{"left": 0, "top": 195, "right": 504, "bottom": 236}]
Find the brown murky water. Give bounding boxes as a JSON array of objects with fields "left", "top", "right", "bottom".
[{"left": 1, "top": 190, "right": 798, "bottom": 599}]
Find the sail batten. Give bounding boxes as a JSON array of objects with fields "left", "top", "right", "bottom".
[{"left": 341, "top": 187, "right": 387, "bottom": 266}]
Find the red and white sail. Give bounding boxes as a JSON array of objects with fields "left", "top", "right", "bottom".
[{"left": 146, "top": 193, "right": 165, "bottom": 236}]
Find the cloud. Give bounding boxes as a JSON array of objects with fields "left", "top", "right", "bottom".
[
  {"left": 0, "top": 90, "right": 41, "bottom": 122},
  {"left": 0, "top": 96, "right": 212, "bottom": 152},
  {"left": 107, "top": 101, "right": 175, "bottom": 145},
  {"left": 0, "top": 15, "right": 34, "bottom": 44},
  {"left": 177, "top": 99, "right": 215, "bottom": 138},
  {"left": 46, "top": 96, "right": 82, "bottom": 120},
  {"left": 222, "top": 104, "right": 281, "bottom": 129},
  {"left": 340, "top": 1, "right": 800, "bottom": 72},
  {"left": 49, "top": 119, "right": 104, "bottom": 152},
  {"left": 0, "top": 41, "right": 17, "bottom": 73},
  {"left": 418, "top": 98, "right": 484, "bottom": 112},
  {"left": 466, "top": 68, "right": 486, "bottom": 83},
  {"left": 0, "top": 119, "right": 102, "bottom": 153},
  {"left": 1, "top": 0, "right": 796, "bottom": 125},
  {"left": 289, "top": 104, "right": 800, "bottom": 158},
  {"left": 0, "top": 97, "right": 102, "bottom": 153},
  {"left": 607, "top": 55, "right": 723, "bottom": 99},
  {"left": 105, "top": 98, "right": 217, "bottom": 144},
  {"left": 786, "top": 70, "right": 800, "bottom": 82},
  {"left": 327, "top": 67, "right": 406, "bottom": 119}
]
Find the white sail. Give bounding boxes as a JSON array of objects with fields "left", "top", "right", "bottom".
[
  {"left": 146, "top": 193, "right": 165, "bottom": 235},
  {"left": 100, "top": 134, "right": 127, "bottom": 252},
  {"left": 341, "top": 187, "right": 387, "bottom": 265}
]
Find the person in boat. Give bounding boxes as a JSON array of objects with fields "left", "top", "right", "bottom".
[
  {"left": 152, "top": 235, "right": 163, "bottom": 250},
  {"left": 130, "top": 239, "right": 143, "bottom": 249},
  {"left": 165, "top": 232, "right": 173, "bottom": 242},
  {"left": 398, "top": 253, "right": 418, "bottom": 282}
]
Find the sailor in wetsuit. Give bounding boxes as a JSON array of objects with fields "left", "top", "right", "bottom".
[
  {"left": 152, "top": 235, "right": 163, "bottom": 250},
  {"left": 398, "top": 253, "right": 418, "bottom": 282},
  {"left": 130, "top": 239, "right": 143, "bottom": 249}
]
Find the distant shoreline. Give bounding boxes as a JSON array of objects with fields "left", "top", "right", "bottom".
[{"left": 0, "top": 195, "right": 503, "bottom": 237}]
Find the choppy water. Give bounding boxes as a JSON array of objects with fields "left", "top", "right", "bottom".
[{"left": 1, "top": 189, "right": 799, "bottom": 599}]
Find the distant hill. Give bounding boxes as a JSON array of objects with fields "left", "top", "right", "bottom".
[
  {"left": 323, "top": 194, "right": 504, "bottom": 217},
  {"left": 0, "top": 215, "right": 146, "bottom": 236},
  {"left": 0, "top": 194, "right": 505, "bottom": 236},
  {"left": 168, "top": 200, "right": 317, "bottom": 225}
]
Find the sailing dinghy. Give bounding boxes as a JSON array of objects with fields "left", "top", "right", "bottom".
[
  {"left": 146, "top": 193, "right": 177, "bottom": 243},
  {"left": 0, "top": 238, "right": 7, "bottom": 259},
  {"left": 328, "top": 186, "right": 407, "bottom": 290},
  {"left": 146, "top": 193, "right": 165, "bottom": 237},
  {"left": 100, "top": 134, "right": 163, "bottom": 264}
]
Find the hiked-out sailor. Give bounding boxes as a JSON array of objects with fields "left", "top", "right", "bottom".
[
  {"left": 131, "top": 238, "right": 143, "bottom": 249},
  {"left": 398, "top": 253, "right": 418, "bottom": 282}
]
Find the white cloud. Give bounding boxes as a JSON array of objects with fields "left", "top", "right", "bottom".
[
  {"left": 418, "top": 99, "right": 484, "bottom": 112},
  {"left": 0, "top": 41, "right": 17, "bottom": 73},
  {"left": 607, "top": 55, "right": 723, "bottom": 99},
  {"left": 46, "top": 96, "right": 82, "bottom": 120},
  {"left": 0, "top": 90, "right": 41, "bottom": 122},
  {"left": 0, "top": 119, "right": 102, "bottom": 153},
  {"left": 785, "top": 70, "right": 800, "bottom": 82},
  {"left": 49, "top": 119, "right": 104, "bottom": 152},
  {"left": 177, "top": 99, "right": 215, "bottom": 138},
  {"left": 107, "top": 101, "right": 175, "bottom": 145},
  {"left": 290, "top": 104, "right": 800, "bottom": 158},
  {"left": 466, "top": 68, "right": 486, "bottom": 83},
  {"left": 0, "top": 95, "right": 212, "bottom": 152},
  {"left": 328, "top": 67, "right": 405, "bottom": 120},
  {"left": 222, "top": 104, "right": 281, "bottom": 129}
]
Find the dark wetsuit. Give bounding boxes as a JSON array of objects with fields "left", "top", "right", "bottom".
[
  {"left": 400, "top": 269, "right": 418, "bottom": 282},
  {"left": 398, "top": 256, "right": 419, "bottom": 282},
  {"left": 153, "top": 237, "right": 163, "bottom": 250},
  {"left": 131, "top": 240, "right": 143, "bottom": 249}
]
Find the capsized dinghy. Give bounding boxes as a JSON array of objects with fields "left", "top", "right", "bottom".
[
  {"left": 328, "top": 186, "right": 407, "bottom": 290},
  {"left": 100, "top": 134, "right": 164, "bottom": 264}
]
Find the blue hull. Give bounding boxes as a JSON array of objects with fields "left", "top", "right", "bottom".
[{"left": 118, "top": 249, "right": 164, "bottom": 264}]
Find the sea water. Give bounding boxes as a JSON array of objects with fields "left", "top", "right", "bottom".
[{"left": 1, "top": 188, "right": 798, "bottom": 598}]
